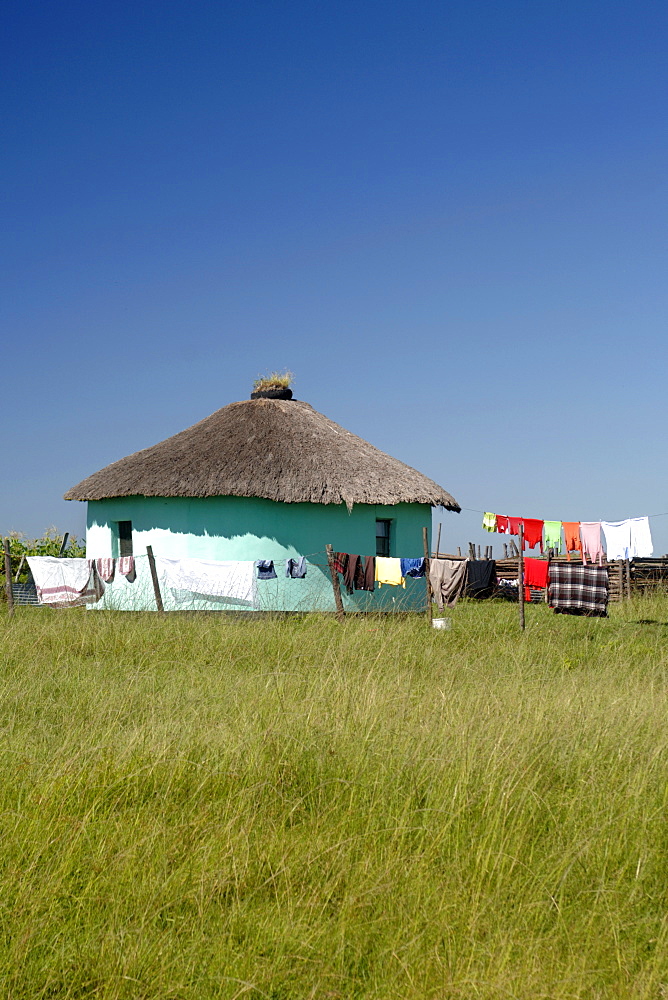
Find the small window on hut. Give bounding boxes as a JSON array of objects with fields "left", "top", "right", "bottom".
[
  {"left": 376, "top": 519, "right": 391, "bottom": 558},
  {"left": 118, "top": 520, "right": 133, "bottom": 557}
]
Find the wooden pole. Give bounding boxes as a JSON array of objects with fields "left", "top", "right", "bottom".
[
  {"left": 145, "top": 545, "right": 164, "bottom": 613},
  {"left": 423, "top": 526, "right": 433, "bottom": 625},
  {"left": 625, "top": 558, "right": 632, "bottom": 600},
  {"left": 518, "top": 524, "right": 525, "bottom": 630},
  {"left": 4, "top": 539, "right": 14, "bottom": 617},
  {"left": 545, "top": 553, "right": 551, "bottom": 603},
  {"left": 325, "top": 544, "right": 345, "bottom": 623},
  {"left": 435, "top": 523, "right": 442, "bottom": 559},
  {"left": 58, "top": 532, "right": 70, "bottom": 557}
]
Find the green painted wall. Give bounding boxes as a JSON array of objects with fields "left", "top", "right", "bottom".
[{"left": 86, "top": 496, "right": 432, "bottom": 612}]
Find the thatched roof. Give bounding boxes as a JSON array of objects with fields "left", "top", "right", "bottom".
[{"left": 64, "top": 398, "right": 460, "bottom": 510}]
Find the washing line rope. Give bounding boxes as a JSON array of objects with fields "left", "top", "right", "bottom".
[{"left": 452, "top": 506, "right": 668, "bottom": 520}]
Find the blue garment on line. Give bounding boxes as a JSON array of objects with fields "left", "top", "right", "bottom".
[
  {"left": 400, "top": 557, "right": 425, "bottom": 578},
  {"left": 285, "top": 557, "right": 307, "bottom": 579},
  {"left": 256, "top": 560, "right": 277, "bottom": 580}
]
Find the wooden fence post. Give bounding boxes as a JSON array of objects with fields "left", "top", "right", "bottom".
[
  {"left": 423, "top": 526, "right": 433, "bottom": 625},
  {"left": 518, "top": 524, "right": 525, "bottom": 630},
  {"left": 145, "top": 545, "right": 164, "bottom": 613},
  {"left": 435, "top": 523, "right": 441, "bottom": 558},
  {"left": 325, "top": 544, "right": 345, "bottom": 623},
  {"left": 616, "top": 560, "right": 623, "bottom": 602},
  {"left": 3, "top": 539, "right": 14, "bottom": 617}
]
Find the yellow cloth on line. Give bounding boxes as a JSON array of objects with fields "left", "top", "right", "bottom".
[
  {"left": 375, "top": 557, "right": 405, "bottom": 587},
  {"left": 482, "top": 512, "right": 497, "bottom": 532}
]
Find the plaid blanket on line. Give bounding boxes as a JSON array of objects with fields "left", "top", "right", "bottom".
[{"left": 548, "top": 563, "right": 609, "bottom": 616}]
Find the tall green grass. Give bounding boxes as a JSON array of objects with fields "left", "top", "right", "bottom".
[{"left": 1, "top": 597, "right": 667, "bottom": 998}]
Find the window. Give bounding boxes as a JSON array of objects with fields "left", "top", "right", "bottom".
[
  {"left": 376, "top": 519, "right": 391, "bottom": 557},
  {"left": 118, "top": 520, "right": 133, "bottom": 557}
]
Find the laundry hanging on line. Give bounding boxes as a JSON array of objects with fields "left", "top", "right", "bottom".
[
  {"left": 481, "top": 513, "right": 653, "bottom": 562},
  {"left": 117, "top": 556, "right": 136, "bottom": 581},
  {"left": 400, "top": 557, "right": 425, "bottom": 578},
  {"left": 548, "top": 562, "right": 609, "bottom": 617},
  {"left": 523, "top": 557, "right": 549, "bottom": 603},
  {"left": 579, "top": 522, "right": 604, "bottom": 565},
  {"left": 27, "top": 557, "right": 105, "bottom": 607},
  {"left": 543, "top": 521, "right": 562, "bottom": 554},
  {"left": 429, "top": 558, "right": 467, "bottom": 611},
  {"left": 375, "top": 557, "right": 405, "bottom": 587},
  {"left": 341, "top": 555, "right": 375, "bottom": 593},
  {"left": 562, "top": 522, "right": 582, "bottom": 560},
  {"left": 601, "top": 517, "right": 653, "bottom": 561},
  {"left": 256, "top": 560, "right": 277, "bottom": 580},
  {"left": 95, "top": 558, "right": 115, "bottom": 583},
  {"left": 285, "top": 557, "right": 307, "bottom": 579},
  {"left": 157, "top": 557, "right": 258, "bottom": 607},
  {"left": 332, "top": 553, "right": 428, "bottom": 594},
  {"left": 464, "top": 560, "right": 497, "bottom": 598}
]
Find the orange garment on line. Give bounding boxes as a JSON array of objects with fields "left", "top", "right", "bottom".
[{"left": 563, "top": 521, "right": 582, "bottom": 561}]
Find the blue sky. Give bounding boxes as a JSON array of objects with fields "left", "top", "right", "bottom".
[{"left": 2, "top": 0, "right": 667, "bottom": 555}]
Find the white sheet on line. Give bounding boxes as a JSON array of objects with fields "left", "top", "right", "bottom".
[
  {"left": 630, "top": 516, "right": 653, "bottom": 558},
  {"left": 155, "top": 557, "right": 258, "bottom": 608},
  {"left": 601, "top": 520, "right": 632, "bottom": 560},
  {"left": 602, "top": 517, "right": 653, "bottom": 560},
  {"left": 27, "top": 557, "right": 104, "bottom": 606}
]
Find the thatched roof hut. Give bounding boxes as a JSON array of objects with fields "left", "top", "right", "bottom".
[{"left": 65, "top": 397, "right": 460, "bottom": 511}]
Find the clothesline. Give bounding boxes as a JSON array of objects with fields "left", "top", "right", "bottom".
[{"left": 454, "top": 506, "right": 668, "bottom": 520}]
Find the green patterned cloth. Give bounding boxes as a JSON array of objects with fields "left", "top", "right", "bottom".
[{"left": 482, "top": 512, "right": 497, "bottom": 532}]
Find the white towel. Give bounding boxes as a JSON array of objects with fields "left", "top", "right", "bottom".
[
  {"left": 27, "top": 557, "right": 104, "bottom": 606},
  {"left": 601, "top": 520, "right": 632, "bottom": 560},
  {"left": 155, "top": 557, "right": 258, "bottom": 608},
  {"left": 630, "top": 517, "right": 653, "bottom": 558}
]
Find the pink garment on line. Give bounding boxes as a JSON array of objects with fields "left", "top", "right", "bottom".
[{"left": 579, "top": 522, "right": 604, "bottom": 565}]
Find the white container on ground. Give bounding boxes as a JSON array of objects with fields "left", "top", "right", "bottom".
[{"left": 432, "top": 617, "right": 451, "bottom": 630}]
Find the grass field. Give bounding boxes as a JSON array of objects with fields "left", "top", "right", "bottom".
[{"left": 1, "top": 596, "right": 667, "bottom": 999}]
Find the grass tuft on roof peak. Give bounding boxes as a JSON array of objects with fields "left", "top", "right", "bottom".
[{"left": 252, "top": 370, "right": 294, "bottom": 392}]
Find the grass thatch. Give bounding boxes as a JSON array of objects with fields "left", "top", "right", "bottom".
[{"left": 64, "top": 398, "right": 460, "bottom": 509}]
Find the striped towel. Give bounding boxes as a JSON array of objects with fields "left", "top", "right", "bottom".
[
  {"left": 96, "top": 558, "right": 115, "bottom": 582},
  {"left": 117, "top": 556, "right": 136, "bottom": 581}
]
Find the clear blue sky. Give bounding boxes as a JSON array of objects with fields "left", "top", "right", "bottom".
[{"left": 2, "top": 0, "right": 667, "bottom": 555}]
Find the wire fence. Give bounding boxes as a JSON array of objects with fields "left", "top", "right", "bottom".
[{"left": 9, "top": 551, "right": 430, "bottom": 615}]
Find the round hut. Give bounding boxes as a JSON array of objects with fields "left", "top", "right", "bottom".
[{"left": 65, "top": 393, "right": 460, "bottom": 611}]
